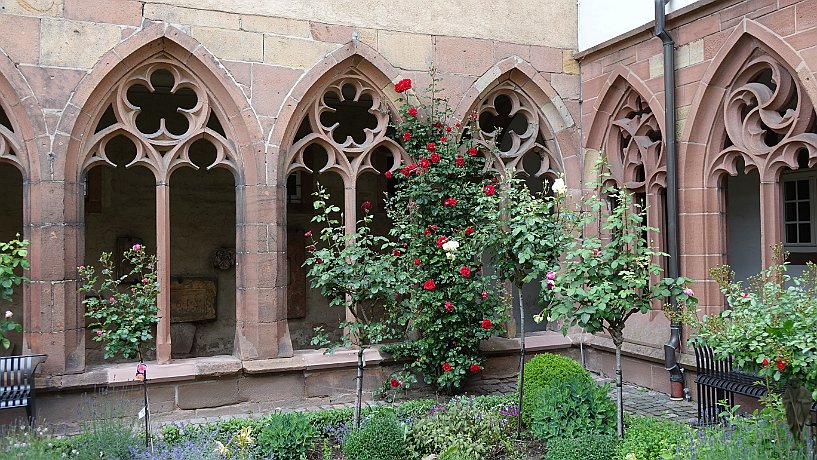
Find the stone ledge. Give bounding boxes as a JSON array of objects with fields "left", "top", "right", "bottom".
[{"left": 579, "top": 334, "right": 698, "bottom": 369}]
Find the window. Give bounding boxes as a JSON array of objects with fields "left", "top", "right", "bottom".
[{"left": 782, "top": 172, "right": 817, "bottom": 250}]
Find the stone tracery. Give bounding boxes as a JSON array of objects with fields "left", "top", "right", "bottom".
[{"left": 0, "top": 105, "right": 22, "bottom": 170}]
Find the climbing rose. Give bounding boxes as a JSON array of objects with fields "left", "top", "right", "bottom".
[
  {"left": 469, "top": 364, "right": 481, "bottom": 373},
  {"left": 592, "top": 248, "right": 602, "bottom": 256},
  {"left": 390, "top": 378, "right": 401, "bottom": 388},
  {"left": 424, "top": 280, "right": 436, "bottom": 290},
  {"left": 440, "top": 136, "right": 447, "bottom": 143},
  {"left": 361, "top": 201, "right": 372, "bottom": 211},
  {"left": 444, "top": 301, "right": 454, "bottom": 312},
  {"left": 464, "top": 227, "right": 475, "bottom": 235},
  {"left": 109, "top": 297, "right": 116, "bottom": 303},
  {"left": 468, "top": 147, "right": 477, "bottom": 156},
  {"left": 455, "top": 156, "right": 465, "bottom": 166},
  {"left": 481, "top": 291, "right": 489, "bottom": 299},
  {"left": 427, "top": 142, "right": 436, "bottom": 152},
  {"left": 777, "top": 360, "right": 786, "bottom": 370},
  {"left": 394, "top": 78, "right": 412, "bottom": 93},
  {"left": 442, "top": 363, "right": 452, "bottom": 372},
  {"left": 435, "top": 236, "right": 448, "bottom": 247},
  {"left": 444, "top": 197, "right": 457, "bottom": 207},
  {"left": 414, "top": 258, "right": 421, "bottom": 266},
  {"left": 551, "top": 177, "right": 567, "bottom": 194},
  {"left": 132, "top": 244, "right": 142, "bottom": 250},
  {"left": 546, "top": 279, "right": 555, "bottom": 290},
  {"left": 430, "top": 152, "right": 440, "bottom": 163},
  {"left": 481, "top": 319, "right": 493, "bottom": 329},
  {"left": 316, "top": 258, "right": 323, "bottom": 264},
  {"left": 484, "top": 185, "right": 495, "bottom": 196},
  {"left": 420, "top": 159, "right": 431, "bottom": 169},
  {"left": 459, "top": 266, "right": 471, "bottom": 277},
  {"left": 762, "top": 358, "right": 770, "bottom": 366},
  {"left": 142, "top": 278, "right": 149, "bottom": 283},
  {"left": 304, "top": 230, "right": 312, "bottom": 238},
  {"left": 546, "top": 271, "right": 556, "bottom": 281},
  {"left": 445, "top": 126, "right": 452, "bottom": 132},
  {"left": 408, "top": 107, "right": 418, "bottom": 117},
  {"left": 385, "top": 170, "right": 393, "bottom": 179},
  {"left": 402, "top": 132, "right": 411, "bottom": 141},
  {"left": 392, "top": 249, "right": 401, "bottom": 257}
]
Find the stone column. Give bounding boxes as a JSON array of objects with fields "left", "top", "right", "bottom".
[
  {"left": 155, "top": 182, "right": 172, "bottom": 363},
  {"left": 759, "top": 181, "right": 782, "bottom": 268}
]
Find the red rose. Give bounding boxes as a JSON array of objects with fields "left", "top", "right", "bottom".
[
  {"left": 394, "top": 78, "right": 412, "bottom": 93},
  {"left": 308, "top": 245, "right": 316, "bottom": 251},
  {"left": 459, "top": 266, "right": 471, "bottom": 277},
  {"left": 444, "top": 301, "right": 453, "bottom": 312},
  {"left": 408, "top": 107, "right": 418, "bottom": 117},
  {"left": 777, "top": 360, "right": 786, "bottom": 370},
  {"left": 414, "top": 259, "right": 421, "bottom": 266},
  {"left": 420, "top": 159, "right": 431, "bottom": 169},
  {"left": 455, "top": 122, "right": 461, "bottom": 128},
  {"left": 385, "top": 170, "right": 393, "bottom": 179},
  {"left": 592, "top": 248, "right": 602, "bottom": 256},
  {"left": 424, "top": 229, "right": 432, "bottom": 236},
  {"left": 469, "top": 364, "right": 481, "bottom": 373},
  {"left": 429, "top": 224, "right": 438, "bottom": 230},
  {"left": 392, "top": 249, "right": 401, "bottom": 257},
  {"left": 440, "top": 136, "right": 447, "bottom": 143},
  {"left": 444, "top": 197, "right": 457, "bottom": 207},
  {"left": 316, "top": 258, "right": 324, "bottom": 264},
  {"left": 468, "top": 147, "right": 477, "bottom": 156},
  {"left": 427, "top": 142, "right": 436, "bottom": 152},
  {"left": 481, "top": 319, "right": 493, "bottom": 329},
  {"left": 430, "top": 153, "right": 440, "bottom": 163},
  {"left": 471, "top": 112, "right": 478, "bottom": 119},
  {"left": 435, "top": 236, "right": 448, "bottom": 247},
  {"left": 464, "top": 227, "right": 475, "bottom": 235},
  {"left": 434, "top": 121, "right": 443, "bottom": 128},
  {"left": 484, "top": 185, "right": 495, "bottom": 196},
  {"left": 424, "top": 280, "right": 436, "bottom": 290},
  {"left": 445, "top": 126, "right": 452, "bottom": 132},
  {"left": 455, "top": 156, "right": 465, "bottom": 166},
  {"left": 402, "top": 132, "right": 411, "bottom": 141},
  {"left": 762, "top": 358, "right": 770, "bottom": 366},
  {"left": 304, "top": 230, "right": 312, "bottom": 238},
  {"left": 361, "top": 201, "right": 372, "bottom": 211},
  {"left": 390, "top": 378, "right": 400, "bottom": 388},
  {"left": 481, "top": 291, "right": 488, "bottom": 299},
  {"left": 442, "top": 362, "right": 452, "bottom": 372}
]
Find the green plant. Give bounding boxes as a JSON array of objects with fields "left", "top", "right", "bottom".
[
  {"left": 522, "top": 352, "right": 592, "bottom": 426},
  {"left": 530, "top": 374, "right": 616, "bottom": 442},
  {"left": 305, "top": 406, "right": 353, "bottom": 433},
  {"left": 213, "top": 425, "right": 255, "bottom": 460},
  {"left": 78, "top": 244, "right": 160, "bottom": 360},
  {"left": 384, "top": 75, "right": 508, "bottom": 393},
  {"left": 693, "top": 245, "right": 817, "bottom": 441},
  {"left": 394, "top": 398, "right": 437, "bottom": 421},
  {"left": 342, "top": 409, "right": 407, "bottom": 460},
  {"left": 540, "top": 159, "right": 697, "bottom": 437},
  {"left": 256, "top": 412, "right": 315, "bottom": 460},
  {"left": 407, "top": 396, "right": 513, "bottom": 460},
  {"left": 0, "top": 237, "right": 28, "bottom": 349},
  {"left": 545, "top": 431, "right": 617, "bottom": 460},
  {"left": 614, "top": 415, "right": 691, "bottom": 460}
]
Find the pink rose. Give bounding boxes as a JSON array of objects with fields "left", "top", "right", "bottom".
[{"left": 132, "top": 244, "right": 142, "bottom": 251}]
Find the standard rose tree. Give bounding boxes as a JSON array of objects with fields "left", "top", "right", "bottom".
[{"left": 383, "top": 76, "right": 508, "bottom": 393}]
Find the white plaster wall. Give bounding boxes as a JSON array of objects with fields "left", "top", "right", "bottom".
[
  {"left": 150, "top": 0, "right": 578, "bottom": 48},
  {"left": 578, "top": 0, "right": 699, "bottom": 51}
]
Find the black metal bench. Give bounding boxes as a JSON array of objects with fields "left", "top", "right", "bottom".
[
  {"left": 0, "top": 354, "right": 47, "bottom": 424},
  {"left": 693, "top": 344, "right": 816, "bottom": 429}
]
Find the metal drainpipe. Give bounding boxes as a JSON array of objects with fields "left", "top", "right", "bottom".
[{"left": 655, "top": 0, "right": 687, "bottom": 401}]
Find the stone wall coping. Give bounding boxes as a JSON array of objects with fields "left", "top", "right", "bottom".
[
  {"left": 580, "top": 334, "right": 698, "bottom": 369},
  {"left": 39, "top": 332, "right": 574, "bottom": 391}
]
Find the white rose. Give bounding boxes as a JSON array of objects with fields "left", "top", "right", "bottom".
[
  {"left": 552, "top": 177, "right": 567, "bottom": 194},
  {"left": 442, "top": 240, "right": 459, "bottom": 252},
  {"left": 445, "top": 252, "right": 456, "bottom": 261},
  {"left": 4, "top": 310, "right": 12, "bottom": 319}
]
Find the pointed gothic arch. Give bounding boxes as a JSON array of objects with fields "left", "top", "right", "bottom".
[
  {"left": 680, "top": 18, "right": 817, "bottom": 275},
  {"left": 455, "top": 58, "right": 579, "bottom": 192},
  {"left": 59, "top": 23, "right": 271, "bottom": 366}
]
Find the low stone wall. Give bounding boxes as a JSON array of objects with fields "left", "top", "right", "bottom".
[{"left": 0, "top": 333, "right": 572, "bottom": 433}]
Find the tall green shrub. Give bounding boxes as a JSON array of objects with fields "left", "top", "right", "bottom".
[{"left": 342, "top": 410, "right": 406, "bottom": 460}]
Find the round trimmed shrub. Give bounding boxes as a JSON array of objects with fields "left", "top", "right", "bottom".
[
  {"left": 530, "top": 374, "right": 616, "bottom": 441},
  {"left": 545, "top": 432, "right": 616, "bottom": 460},
  {"left": 522, "top": 352, "right": 592, "bottom": 425},
  {"left": 342, "top": 410, "right": 406, "bottom": 460}
]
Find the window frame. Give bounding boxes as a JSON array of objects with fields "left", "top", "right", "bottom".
[{"left": 780, "top": 169, "right": 817, "bottom": 252}]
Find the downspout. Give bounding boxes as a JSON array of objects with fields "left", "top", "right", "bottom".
[{"left": 655, "top": 0, "right": 687, "bottom": 401}]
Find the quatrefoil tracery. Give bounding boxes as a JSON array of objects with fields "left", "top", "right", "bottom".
[
  {"left": 82, "top": 56, "right": 238, "bottom": 179},
  {"left": 709, "top": 55, "right": 817, "bottom": 182},
  {"left": 286, "top": 74, "right": 409, "bottom": 182},
  {"left": 475, "top": 85, "right": 562, "bottom": 179},
  {"left": 606, "top": 88, "right": 665, "bottom": 193}
]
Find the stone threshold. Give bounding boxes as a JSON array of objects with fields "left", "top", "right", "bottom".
[{"left": 39, "top": 332, "right": 573, "bottom": 392}]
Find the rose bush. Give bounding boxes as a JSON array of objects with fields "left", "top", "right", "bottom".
[
  {"left": 383, "top": 76, "right": 508, "bottom": 392},
  {"left": 0, "top": 237, "right": 27, "bottom": 349},
  {"left": 78, "top": 245, "right": 160, "bottom": 360}
]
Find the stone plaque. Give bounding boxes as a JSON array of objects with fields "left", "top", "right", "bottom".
[{"left": 170, "top": 278, "right": 217, "bottom": 323}]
